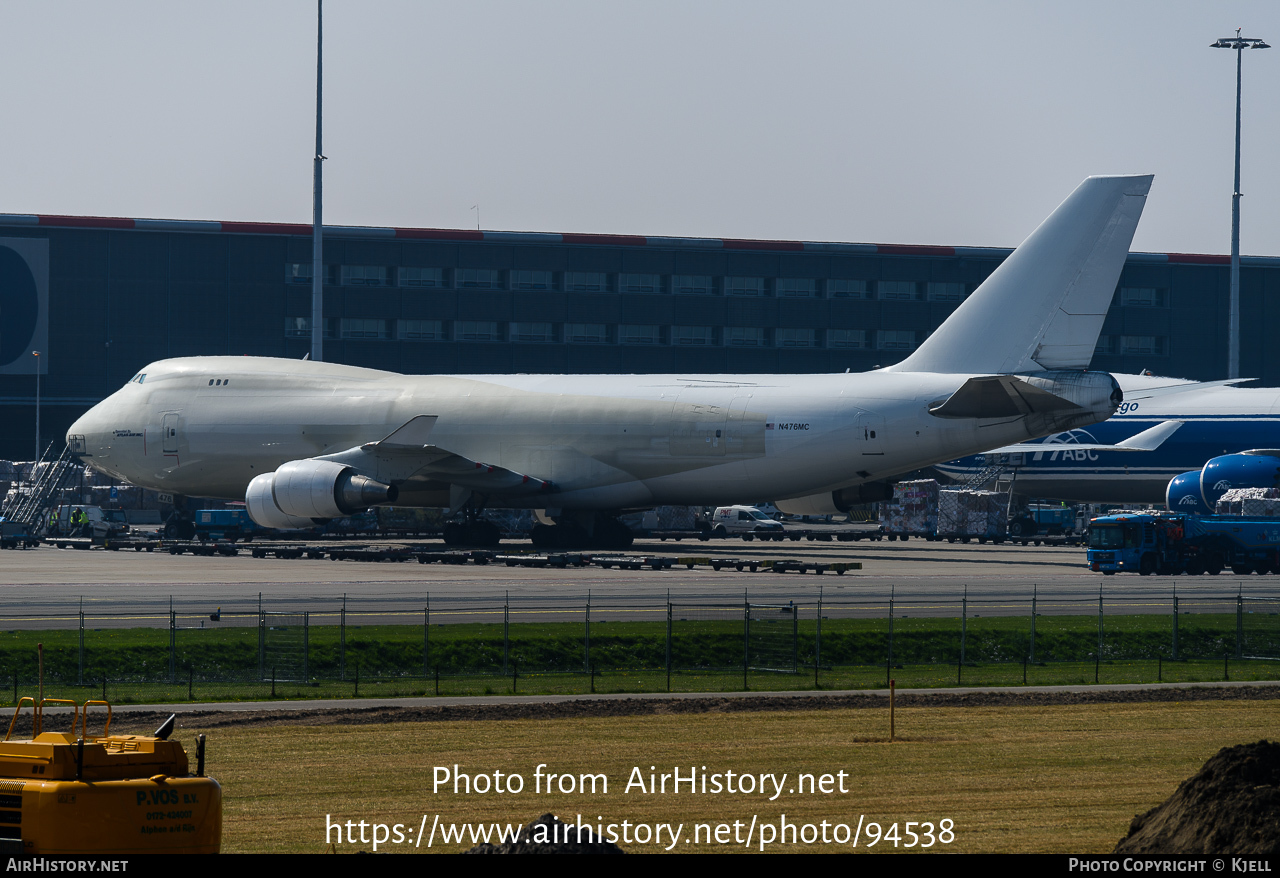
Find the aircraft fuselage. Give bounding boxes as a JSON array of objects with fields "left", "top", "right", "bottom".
[{"left": 69, "top": 356, "right": 1118, "bottom": 511}]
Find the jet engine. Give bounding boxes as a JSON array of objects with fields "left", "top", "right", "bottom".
[
  {"left": 1165, "top": 471, "right": 1212, "bottom": 515},
  {"left": 245, "top": 459, "right": 397, "bottom": 529},
  {"left": 1198, "top": 453, "right": 1280, "bottom": 509},
  {"left": 775, "top": 482, "right": 896, "bottom": 516}
]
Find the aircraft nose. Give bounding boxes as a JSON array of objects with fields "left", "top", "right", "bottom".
[{"left": 67, "top": 404, "right": 109, "bottom": 457}]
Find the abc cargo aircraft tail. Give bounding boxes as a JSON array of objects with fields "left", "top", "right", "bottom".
[
  {"left": 936, "top": 374, "right": 1280, "bottom": 507},
  {"left": 69, "top": 175, "right": 1152, "bottom": 548}
]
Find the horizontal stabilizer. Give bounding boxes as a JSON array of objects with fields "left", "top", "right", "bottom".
[
  {"left": 929, "top": 375, "right": 1083, "bottom": 419},
  {"left": 983, "top": 419, "right": 1183, "bottom": 454},
  {"left": 1121, "top": 377, "right": 1254, "bottom": 400},
  {"left": 889, "top": 174, "right": 1152, "bottom": 374}
]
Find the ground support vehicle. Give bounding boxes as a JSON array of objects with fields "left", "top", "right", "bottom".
[
  {"left": 1008, "top": 503, "right": 1083, "bottom": 544},
  {"left": 1087, "top": 512, "right": 1280, "bottom": 575},
  {"left": 0, "top": 522, "right": 37, "bottom": 549},
  {"left": 192, "top": 508, "right": 269, "bottom": 543},
  {"left": 0, "top": 699, "right": 220, "bottom": 854},
  {"left": 709, "top": 506, "right": 786, "bottom": 540}
]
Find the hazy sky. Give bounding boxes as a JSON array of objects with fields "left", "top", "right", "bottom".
[{"left": 2, "top": 1, "right": 1278, "bottom": 254}]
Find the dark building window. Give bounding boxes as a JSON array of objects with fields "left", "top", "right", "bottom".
[
  {"left": 340, "top": 318, "right": 391, "bottom": 339},
  {"left": 341, "top": 265, "right": 389, "bottom": 287},
  {"left": 619, "top": 273, "right": 664, "bottom": 293},
  {"left": 1120, "top": 287, "right": 1168, "bottom": 307},
  {"left": 565, "top": 323, "right": 609, "bottom": 344},
  {"left": 672, "top": 275, "right": 714, "bottom": 295},
  {"left": 926, "top": 282, "right": 964, "bottom": 302},
  {"left": 456, "top": 321, "right": 502, "bottom": 341},
  {"left": 775, "top": 328, "right": 816, "bottom": 347},
  {"left": 564, "top": 272, "right": 611, "bottom": 292},
  {"left": 399, "top": 319, "right": 448, "bottom": 341},
  {"left": 672, "top": 325, "right": 717, "bottom": 346},
  {"left": 510, "top": 270, "right": 554, "bottom": 290},
  {"left": 877, "top": 329, "right": 915, "bottom": 350},
  {"left": 726, "top": 326, "right": 768, "bottom": 346},
  {"left": 456, "top": 269, "right": 502, "bottom": 289},
  {"left": 828, "top": 329, "right": 867, "bottom": 349},
  {"left": 509, "top": 322, "right": 556, "bottom": 343},
  {"left": 828, "top": 279, "right": 869, "bottom": 299},
  {"left": 619, "top": 324, "right": 663, "bottom": 345},
  {"left": 725, "top": 277, "right": 765, "bottom": 297},
  {"left": 285, "top": 316, "right": 334, "bottom": 338},
  {"left": 776, "top": 278, "right": 816, "bottom": 298},
  {"left": 400, "top": 267, "right": 446, "bottom": 288},
  {"left": 1120, "top": 335, "right": 1167, "bottom": 356},
  {"left": 878, "top": 281, "right": 919, "bottom": 301}
]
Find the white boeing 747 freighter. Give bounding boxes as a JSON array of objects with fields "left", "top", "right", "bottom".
[{"left": 68, "top": 175, "right": 1153, "bottom": 547}]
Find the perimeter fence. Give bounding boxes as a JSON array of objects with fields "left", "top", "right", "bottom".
[{"left": 0, "top": 585, "right": 1276, "bottom": 704}]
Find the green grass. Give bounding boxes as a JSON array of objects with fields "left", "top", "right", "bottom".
[{"left": 0, "top": 613, "right": 1274, "bottom": 705}]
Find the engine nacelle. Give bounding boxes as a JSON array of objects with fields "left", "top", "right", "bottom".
[
  {"left": 244, "top": 459, "right": 398, "bottom": 529},
  {"left": 1165, "top": 471, "right": 1211, "bottom": 515},
  {"left": 776, "top": 482, "right": 895, "bottom": 516},
  {"left": 1199, "top": 454, "right": 1280, "bottom": 509}
]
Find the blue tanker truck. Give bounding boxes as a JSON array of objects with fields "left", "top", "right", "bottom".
[{"left": 1087, "top": 512, "right": 1280, "bottom": 575}]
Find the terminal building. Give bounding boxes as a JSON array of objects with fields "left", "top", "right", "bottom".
[{"left": 1, "top": 212, "right": 1278, "bottom": 462}]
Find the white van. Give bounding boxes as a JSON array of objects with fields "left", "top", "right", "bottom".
[{"left": 710, "top": 506, "right": 785, "bottom": 540}]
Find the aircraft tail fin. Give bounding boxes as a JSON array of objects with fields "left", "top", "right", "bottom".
[{"left": 888, "top": 174, "right": 1152, "bottom": 374}]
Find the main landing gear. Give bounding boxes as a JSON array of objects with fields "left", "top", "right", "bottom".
[
  {"left": 442, "top": 510, "right": 502, "bottom": 547},
  {"left": 530, "top": 513, "right": 634, "bottom": 550}
]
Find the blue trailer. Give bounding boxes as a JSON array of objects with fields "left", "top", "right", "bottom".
[
  {"left": 1087, "top": 512, "right": 1280, "bottom": 576},
  {"left": 192, "top": 508, "right": 268, "bottom": 543}
]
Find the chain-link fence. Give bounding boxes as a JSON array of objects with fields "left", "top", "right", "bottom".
[{"left": 0, "top": 586, "right": 1276, "bottom": 704}]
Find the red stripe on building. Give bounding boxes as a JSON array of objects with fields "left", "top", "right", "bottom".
[
  {"left": 875, "top": 244, "right": 957, "bottom": 257},
  {"left": 38, "top": 215, "right": 135, "bottom": 229},
  {"left": 560, "top": 233, "right": 648, "bottom": 246},
  {"left": 221, "top": 221, "right": 315, "bottom": 236},
  {"left": 720, "top": 238, "right": 805, "bottom": 251},
  {"left": 394, "top": 228, "right": 485, "bottom": 241},
  {"left": 1165, "top": 253, "right": 1231, "bottom": 265}
]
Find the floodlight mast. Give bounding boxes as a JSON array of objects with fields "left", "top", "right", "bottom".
[
  {"left": 1212, "top": 29, "right": 1269, "bottom": 380},
  {"left": 311, "top": 0, "right": 325, "bottom": 362}
]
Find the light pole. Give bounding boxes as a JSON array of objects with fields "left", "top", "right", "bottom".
[
  {"left": 1212, "top": 29, "right": 1269, "bottom": 379},
  {"left": 311, "top": 0, "right": 326, "bottom": 363},
  {"left": 32, "top": 351, "right": 40, "bottom": 463}
]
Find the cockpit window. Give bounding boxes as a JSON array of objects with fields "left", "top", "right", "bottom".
[{"left": 128, "top": 374, "right": 146, "bottom": 385}]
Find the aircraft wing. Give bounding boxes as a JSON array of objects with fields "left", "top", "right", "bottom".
[
  {"left": 324, "top": 415, "right": 554, "bottom": 496},
  {"left": 981, "top": 420, "right": 1183, "bottom": 454}
]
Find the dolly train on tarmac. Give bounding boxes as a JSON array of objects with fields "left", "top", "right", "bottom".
[{"left": 67, "top": 175, "right": 1153, "bottom": 548}]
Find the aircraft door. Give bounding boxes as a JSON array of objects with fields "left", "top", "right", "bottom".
[
  {"left": 162, "top": 412, "right": 181, "bottom": 453},
  {"left": 669, "top": 402, "right": 728, "bottom": 457},
  {"left": 725, "top": 396, "right": 766, "bottom": 457},
  {"left": 856, "top": 412, "right": 885, "bottom": 456}
]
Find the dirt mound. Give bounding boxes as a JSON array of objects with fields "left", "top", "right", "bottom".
[
  {"left": 1115, "top": 740, "right": 1280, "bottom": 856},
  {"left": 462, "top": 814, "right": 625, "bottom": 855}
]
